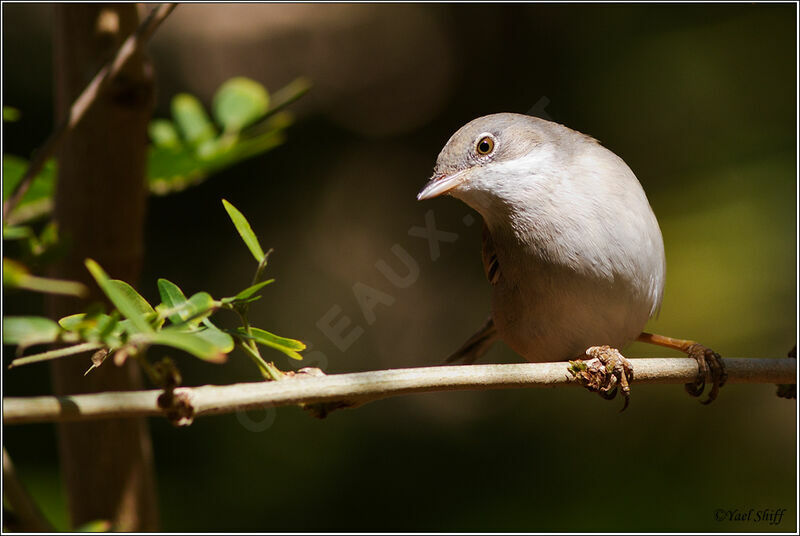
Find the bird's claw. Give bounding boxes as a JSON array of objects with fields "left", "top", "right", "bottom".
[
  {"left": 569, "top": 346, "right": 634, "bottom": 412},
  {"left": 684, "top": 343, "right": 727, "bottom": 404}
]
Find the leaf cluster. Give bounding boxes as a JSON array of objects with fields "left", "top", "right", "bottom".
[
  {"left": 2, "top": 76, "right": 309, "bottom": 330},
  {"left": 148, "top": 77, "right": 309, "bottom": 195},
  {"left": 2, "top": 76, "right": 310, "bottom": 227},
  {"left": 3, "top": 200, "right": 305, "bottom": 383}
]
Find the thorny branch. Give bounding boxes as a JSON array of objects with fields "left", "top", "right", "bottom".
[{"left": 3, "top": 358, "right": 795, "bottom": 426}]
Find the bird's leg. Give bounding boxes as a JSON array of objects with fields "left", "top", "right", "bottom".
[
  {"left": 568, "top": 345, "right": 634, "bottom": 412},
  {"left": 444, "top": 316, "right": 498, "bottom": 364},
  {"left": 636, "top": 332, "right": 727, "bottom": 404}
]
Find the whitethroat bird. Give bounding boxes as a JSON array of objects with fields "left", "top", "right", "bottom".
[{"left": 418, "top": 113, "right": 726, "bottom": 409}]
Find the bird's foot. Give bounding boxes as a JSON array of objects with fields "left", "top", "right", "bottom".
[
  {"left": 684, "top": 343, "right": 727, "bottom": 405},
  {"left": 636, "top": 332, "right": 727, "bottom": 404},
  {"left": 568, "top": 345, "right": 633, "bottom": 412}
]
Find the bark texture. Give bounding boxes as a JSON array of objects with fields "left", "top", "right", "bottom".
[{"left": 47, "top": 4, "right": 158, "bottom": 530}]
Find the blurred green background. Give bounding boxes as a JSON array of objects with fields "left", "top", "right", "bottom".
[{"left": 3, "top": 3, "right": 796, "bottom": 532}]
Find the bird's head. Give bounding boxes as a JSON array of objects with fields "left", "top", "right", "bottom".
[{"left": 417, "top": 113, "right": 596, "bottom": 226}]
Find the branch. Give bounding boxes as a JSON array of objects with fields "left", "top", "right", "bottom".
[
  {"left": 2, "top": 3, "right": 177, "bottom": 222},
  {"left": 7, "top": 341, "right": 103, "bottom": 369},
  {"left": 3, "top": 358, "right": 795, "bottom": 425}
]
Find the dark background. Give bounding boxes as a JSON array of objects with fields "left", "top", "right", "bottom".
[{"left": 3, "top": 4, "right": 797, "bottom": 531}]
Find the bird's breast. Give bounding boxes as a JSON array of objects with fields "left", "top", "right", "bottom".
[{"left": 487, "top": 221, "right": 661, "bottom": 363}]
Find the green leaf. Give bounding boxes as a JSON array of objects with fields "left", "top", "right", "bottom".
[
  {"left": 3, "top": 221, "right": 65, "bottom": 266},
  {"left": 218, "top": 130, "right": 285, "bottom": 166},
  {"left": 254, "top": 76, "right": 311, "bottom": 124},
  {"left": 58, "top": 312, "right": 110, "bottom": 332},
  {"left": 171, "top": 93, "right": 216, "bottom": 146},
  {"left": 85, "top": 259, "right": 153, "bottom": 333},
  {"left": 157, "top": 279, "right": 217, "bottom": 325},
  {"left": 3, "top": 257, "right": 28, "bottom": 286},
  {"left": 235, "top": 327, "right": 305, "bottom": 360},
  {"left": 157, "top": 278, "right": 188, "bottom": 322},
  {"left": 2, "top": 156, "right": 56, "bottom": 224},
  {"left": 3, "top": 106, "right": 20, "bottom": 122},
  {"left": 147, "top": 144, "right": 207, "bottom": 194},
  {"left": 12, "top": 275, "right": 87, "bottom": 297},
  {"left": 156, "top": 278, "right": 185, "bottom": 305},
  {"left": 58, "top": 313, "right": 88, "bottom": 331},
  {"left": 38, "top": 221, "right": 59, "bottom": 247},
  {"left": 148, "top": 119, "right": 181, "bottom": 148},
  {"left": 106, "top": 279, "right": 162, "bottom": 328},
  {"left": 222, "top": 279, "right": 274, "bottom": 304},
  {"left": 221, "top": 199, "right": 265, "bottom": 263},
  {"left": 75, "top": 520, "right": 112, "bottom": 532},
  {"left": 2, "top": 156, "right": 56, "bottom": 201},
  {"left": 150, "top": 328, "right": 227, "bottom": 363},
  {"left": 213, "top": 77, "right": 269, "bottom": 132},
  {"left": 108, "top": 280, "right": 155, "bottom": 316},
  {"left": 157, "top": 290, "right": 216, "bottom": 326},
  {"left": 3, "top": 316, "right": 61, "bottom": 346},
  {"left": 196, "top": 137, "right": 225, "bottom": 161},
  {"left": 59, "top": 312, "right": 123, "bottom": 347},
  {"left": 2, "top": 156, "right": 26, "bottom": 198},
  {"left": 2, "top": 225, "right": 34, "bottom": 240},
  {"left": 96, "top": 311, "right": 121, "bottom": 341},
  {"left": 192, "top": 325, "right": 234, "bottom": 353},
  {"left": 183, "top": 292, "right": 216, "bottom": 320},
  {"left": 145, "top": 77, "right": 310, "bottom": 196},
  {"left": 237, "top": 295, "right": 262, "bottom": 306},
  {"left": 3, "top": 258, "right": 87, "bottom": 297}
]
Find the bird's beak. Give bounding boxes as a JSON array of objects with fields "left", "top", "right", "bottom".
[{"left": 416, "top": 169, "right": 468, "bottom": 200}]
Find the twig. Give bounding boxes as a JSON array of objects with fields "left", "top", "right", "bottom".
[
  {"left": 7, "top": 342, "right": 103, "bottom": 369},
  {"left": 2, "top": 448, "right": 56, "bottom": 531},
  {"left": 3, "top": 358, "right": 795, "bottom": 425},
  {"left": 2, "top": 3, "right": 177, "bottom": 222}
]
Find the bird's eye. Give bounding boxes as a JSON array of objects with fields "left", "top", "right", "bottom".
[{"left": 476, "top": 136, "right": 495, "bottom": 155}]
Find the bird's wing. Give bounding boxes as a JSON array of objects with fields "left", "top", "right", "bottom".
[{"left": 481, "top": 222, "right": 501, "bottom": 285}]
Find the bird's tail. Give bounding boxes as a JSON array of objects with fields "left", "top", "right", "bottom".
[{"left": 444, "top": 316, "right": 498, "bottom": 365}]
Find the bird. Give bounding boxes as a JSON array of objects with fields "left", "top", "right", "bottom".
[{"left": 417, "top": 112, "right": 726, "bottom": 408}]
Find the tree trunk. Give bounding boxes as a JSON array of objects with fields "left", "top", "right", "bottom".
[{"left": 47, "top": 4, "right": 159, "bottom": 530}]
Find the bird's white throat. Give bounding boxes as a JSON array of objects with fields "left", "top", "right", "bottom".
[{"left": 450, "top": 150, "right": 561, "bottom": 239}]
